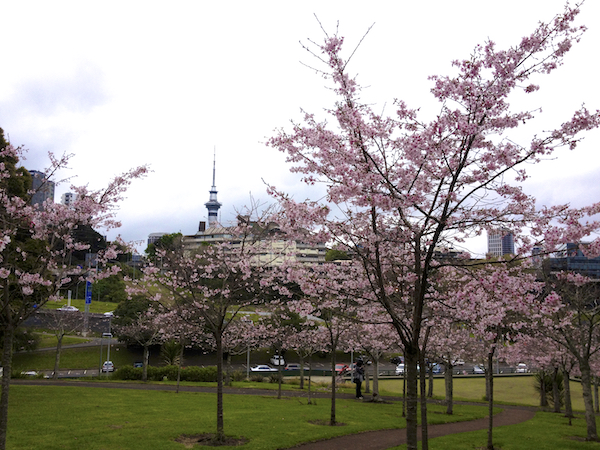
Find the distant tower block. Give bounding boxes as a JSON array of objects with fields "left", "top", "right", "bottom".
[{"left": 204, "top": 151, "right": 222, "bottom": 227}]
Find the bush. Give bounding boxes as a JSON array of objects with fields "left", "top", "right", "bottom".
[
  {"left": 181, "top": 366, "right": 218, "bottom": 382},
  {"left": 250, "top": 374, "right": 264, "bottom": 382},
  {"left": 113, "top": 365, "right": 218, "bottom": 382},
  {"left": 268, "top": 374, "right": 280, "bottom": 384},
  {"left": 231, "top": 370, "right": 246, "bottom": 382}
]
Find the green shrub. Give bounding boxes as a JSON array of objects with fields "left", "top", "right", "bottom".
[
  {"left": 268, "top": 374, "right": 280, "bottom": 384},
  {"left": 250, "top": 374, "right": 264, "bottom": 382},
  {"left": 231, "top": 370, "right": 246, "bottom": 382},
  {"left": 113, "top": 366, "right": 142, "bottom": 380},
  {"left": 111, "top": 365, "right": 218, "bottom": 382},
  {"left": 181, "top": 366, "right": 218, "bottom": 382}
]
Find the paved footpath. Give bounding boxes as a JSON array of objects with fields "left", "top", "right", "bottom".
[{"left": 12, "top": 380, "right": 537, "bottom": 449}]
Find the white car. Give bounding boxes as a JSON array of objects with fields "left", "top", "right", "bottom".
[
  {"left": 250, "top": 365, "right": 278, "bottom": 372},
  {"left": 102, "top": 361, "right": 115, "bottom": 372},
  {"left": 396, "top": 363, "right": 420, "bottom": 375},
  {"left": 284, "top": 363, "right": 310, "bottom": 371},
  {"left": 57, "top": 305, "right": 79, "bottom": 312},
  {"left": 270, "top": 355, "right": 285, "bottom": 366},
  {"left": 103, "top": 311, "right": 114, "bottom": 317},
  {"left": 472, "top": 365, "right": 485, "bottom": 374},
  {"left": 516, "top": 363, "right": 528, "bottom": 373}
]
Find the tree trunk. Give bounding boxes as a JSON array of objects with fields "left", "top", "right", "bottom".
[
  {"left": 307, "top": 354, "right": 313, "bottom": 405},
  {"left": 365, "top": 362, "right": 370, "bottom": 394},
  {"left": 445, "top": 363, "right": 454, "bottom": 415},
  {"left": 299, "top": 354, "right": 305, "bottom": 390},
  {"left": 176, "top": 340, "right": 184, "bottom": 394},
  {"left": 225, "top": 352, "right": 232, "bottom": 387},
  {"left": 372, "top": 358, "right": 380, "bottom": 399},
  {"left": 563, "top": 369, "right": 574, "bottom": 419},
  {"left": 53, "top": 333, "right": 64, "bottom": 380},
  {"left": 552, "top": 366, "right": 561, "bottom": 413},
  {"left": 215, "top": 332, "right": 225, "bottom": 442},
  {"left": 330, "top": 351, "right": 337, "bottom": 425},
  {"left": 427, "top": 362, "right": 434, "bottom": 398},
  {"left": 405, "top": 347, "right": 419, "bottom": 450},
  {"left": 419, "top": 349, "right": 428, "bottom": 450},
  {"left": 579, "top": 359, "right": 599, "bottom": 441},
  {"left": 142, "top": 345, "right": 150, "bottom": 382},
  {"left": 593, "top": 377, "right": 600, "bottom": 413},
  {"left": 540, "top": 370, "right": 548, "bottom": 407},
  {"left": 486, "top": 350, "right": 495, "bottom": 450},
  {"left": 0, "top": 324, "right": 15, "bottom": 450}
]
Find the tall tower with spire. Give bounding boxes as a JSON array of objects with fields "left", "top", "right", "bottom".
[{"left": 204, "top": 151, "right": 222, "bottom": 228}]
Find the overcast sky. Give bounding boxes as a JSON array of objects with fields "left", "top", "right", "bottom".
[{"left": 1, "top": 1, "right": 598, "bottom": 256}]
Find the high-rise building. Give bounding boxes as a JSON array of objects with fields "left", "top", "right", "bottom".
[
  {"left": 204, "top": 152, "right": 222, "bottom": 228},
  {"left": 28, "top": 170, "right": 55, "bottom": 209},
  {"left": 487, "top": 229, "right": 514, "bottom": 257},
  {"left": 61, "top": 192, "right": 76, "bottom": 207}
]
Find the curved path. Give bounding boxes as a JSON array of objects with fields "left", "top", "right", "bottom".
[{"left": 12, "top": 380, "right": 537, "bottom": 449}]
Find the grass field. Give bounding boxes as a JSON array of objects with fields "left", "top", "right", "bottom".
[
  {"left": 378, "top": 375, "right": 590, "bottom": 412},
  {"left": 6, "top": 385, "right": 489, "bottom": 450},
  {"left": 43, "top": 298, "right": 119, "bottom": 314}
]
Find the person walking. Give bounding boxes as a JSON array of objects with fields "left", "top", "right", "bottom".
[{"left": 353, "top": 359, "right": 365, "bottom": 399}]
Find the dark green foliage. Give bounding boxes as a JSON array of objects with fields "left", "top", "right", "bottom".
[
  {"left": 112, "top": 365, "right": 219, "bottom": 382},
  {"left": 91, "top": 273, "right": 127, "bottom": 303},
  {"left": 0, "top": 328, "right": 40, "bottom": 353},
  {"left": 0, "top": 128, "right": 31, "bottom": 200},
  {"left": 145, "top": 233, "right": 183, "bottom": 262},
  {"left": 325, "top": 248, "right": 350, "bottom": 262},
  {"left": 160, "top": 340, "right": 183, "bottom": 366},
  {"left": 534, "top": 370, "right": 564, "bottom": 408}
]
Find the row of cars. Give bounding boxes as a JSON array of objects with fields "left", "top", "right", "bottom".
[{"left": 250, "top": 355, "right": 312, "bottom": 372}]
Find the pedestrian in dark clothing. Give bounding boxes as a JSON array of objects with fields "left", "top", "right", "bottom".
[{"left": 353, "top": 359, "right": 365, "bottom": 399}]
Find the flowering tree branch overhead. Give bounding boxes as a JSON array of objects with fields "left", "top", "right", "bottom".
[
  {"left": 0, "top": 131, "right": 147, "bottom": 450},
  {"left": 268, "top": 4, "right": 599, "bottom": 449}
]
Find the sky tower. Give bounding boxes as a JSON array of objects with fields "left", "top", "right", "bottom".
[{"left": 204, "top": 151, "right": 222, "bottom": 228}]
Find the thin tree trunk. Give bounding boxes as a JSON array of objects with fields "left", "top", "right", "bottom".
[
  {"left": 372, "top": 358, "right": 379, "bottom": 399},
  {"left": 0, "top": 324, "right": 15, "bottom": 450},
  {"left": 427, "top": 362, "right": 434, "bottom": 398},
  {"left": 299, "top": 354, "right": 305, "bottom": 390},
  {"left": 593, "top": 377, "right": 600, "bottom": 413},
  {"left": 405, "top": 347, "right": 419, "bottom": 450},
  {"left": 486, "top": 349, "right": 495, "bottom": 450},
  {"left": 579, "top": 359, "right": 598, "bottom": 441},
  {"left": 540, "top": 370, "right": 548, "bottom": 407},
  {"left": 553, "top": 366, "right": 561, "bottom": 413},
  {"left": 142, "top": 345, "right": 149, "bottom": 382},
  {"left": 53, "top": 334, "right": 64, "bottom": 380},
  {"left": 215, "top": 332, "right": 225, "bottom": 442},
  {"left": 563, "top": 369, "right": 573, "bottom": 420},
  {"left": 330, "top": 351, "right": 337, "bottom": 425},
  {"left": 307, "top": 354, "right": 313, "bottom": 405},
  {"left": 419, "top": 349, "right": 428, "bottom": 450},
  {"left": 365, "top": 362, "right": 370, "bottom": 394},
  {"left": 176, "top": 340, "right": 184, "bottom": 394},
  {"left": 445, "top": 363, "right": 454, "bottom": 415}
]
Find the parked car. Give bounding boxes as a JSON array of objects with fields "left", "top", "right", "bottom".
[
  {"left": 102, "top": 361, "right": 114, "bottom": 372},
  {"left": 390, "top": 356, "right": 403, "bottom": 365},
  {"left": 396, "top": 363, "right": 421, "bottom": 375},
  {"left": 452, "top": 358, "right": 465, "bottom": 366},
  {"left": 516, "top": 363, "right": 528, "bottom": 373},
  {"left": 57, "top": 305, "right": 79, "bottom": 312},
  {"left": 21, "top": 371, "right": 38, "bottom": 377},
  {"left": 472, "top": 365, "right": 485, "bottom": 374},
  {"left": 335, "top": 364, "right": 350, "bottom": 374},
  {"left": 250, "top": 365, "right": 278, "bottom": 372},
  {"left": 103, "top": 311, "right": 114, "bottom": 317},
  {"left": 284, "top": 363, "right": 309, "bottom": 371},
  {"left": 133, "top": 362, "right": 143, "bottom": 368},
  {"left": 270, "top": 355, "right": 285, "bottom": 366},
  {"left": 431, "top": 363, "right": 444, "bottom": 374}
]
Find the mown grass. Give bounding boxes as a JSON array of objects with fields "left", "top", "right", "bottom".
[
  {"left": 379, "top": 375, "right": 589, "bottom": 412},
  {"left": 35, "top": 333, "right": 94, "bottom": 349},
  {"left": 6, "top": 385, "right": 489, "bottom": 450},
  {"left": 43, "top": 298, "right": 119, "bottom": 314},
  {"left": 389, "top": 411, "right": 600, "bottom": 449}
]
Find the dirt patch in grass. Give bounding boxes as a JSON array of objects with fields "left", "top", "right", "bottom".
[
  {"left": 175, "top": 433, "right": 249, "bottom": 448},
  {"left": 308, "top": 419, "right": 346, "bottom": 426}
]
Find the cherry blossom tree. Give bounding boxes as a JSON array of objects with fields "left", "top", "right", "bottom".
[
  {"left": 525, "top": 270, "right": 600, "bottom": 440},
  {"left": 268, "top": 5, "right": 599, "bottom": 448},
  {"left": 43, "top": 307, "right": 83, "bottom": 380},
  {"left": 130, "top": 210, "right": 280, "bottom": 443},
  {"left": 0, "top": 139, "right": 147, "bottom": 449}
]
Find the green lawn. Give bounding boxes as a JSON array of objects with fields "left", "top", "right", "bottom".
[
  {"left": 389, "top": 412, "right": 600, "bottom": 449},
  {"left": 6, "top": 385, "right": 488, "bottom": 450},
  {"left": 379, "top": 375, "right": 589, "bottom": 412},
  {"left": 44, "top": 298, "right": 119, "bottom": 314}
]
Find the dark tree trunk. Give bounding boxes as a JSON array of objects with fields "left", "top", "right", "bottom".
[
  {"left": 142, "top": 345, "right": 150, "bottom": 382},
  {"left": 594, "top": 376, "right": 599, "bottom": 414},
  {"left": 176, "top": 340, "right": 184, "bottom": 394},
  {"left": 53, "top": 334, "right": 64, "bottom": 380},
  {"left": 0, "top": 324, "right": 15, "bottom": 450},
  {"left": 215, "top": 332, "right": 225, "bottom": 442},
  {"left": 365, "top": 362, "right": 370, "bottom": 394},
  {"left": 405, "top": 347, "right": 419, "bottom": 450},
  {"left": 419, "top": 349, "right": 428, "bottom": 450},
  {"left": 307, "top": 354, "right": 313, "bottom": 405},
  {"left": 330, "top": 351, "right": 337, "bottom": 425},
  {"left": 445, "top": 363, "right": 454, "bottom": 415},
  {"left": 563, "top": 369, "right": 573, "bottom": 420},
  {"left": 579, "top": 359, "right": 598, "bottom": 441},
  {"left": 552, "top": 366, "right": 561, "bottom": 413},
  {"left": 486, "top": 350, "right": 495, "bottom": 450},
  {"left": 427, "top": 362, "right": 434, "bottom": 398},
  {"left": 299, "top": 354, "right": 305, "bottom": 390},
  {"left": 540, "top": 371, "right": 548, "bottom": 407}
]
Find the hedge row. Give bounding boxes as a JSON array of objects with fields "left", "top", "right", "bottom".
[{"left": 112, "top": 365, "right": 218, "bottom": 382}]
